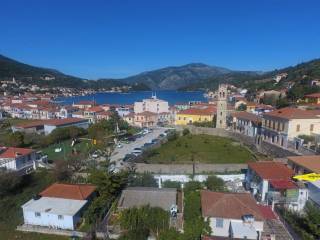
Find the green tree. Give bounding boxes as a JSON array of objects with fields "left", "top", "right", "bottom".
[
  {"left": 5, "top": 132, "right": 24, "bottom": 147},
  {"left": 119, "top": 205, "right": 169, "bottom": 239},
  {"left": 159, "top": 228, "right": 183, "bottom": 240},
  {"left": 205, "top": 175, "right": 226, "bottom": 191},
  {"left": 162, "top": 180, "right": 181, "bottom": 189},
  {"left": 0, "top": 171, "right": 22, "bottom": 196},
  {"left": 184, "top": 191, "right": 211, "bottom": 240},
  {"left": 182, "top": 128, "right": 190, "bottom": 136},
  {"left": 237, "top": 103, "right": 247, "bottom": 111},
  {"left": 129, "top": 173, "right": 158, "bottom": 187},
  {"left": 184, "top": 181, "right": 202, "bottom": 194}
]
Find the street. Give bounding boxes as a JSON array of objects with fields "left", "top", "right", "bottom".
[{"left": 110, "top": 127, "right": 168, "bottom": 171}]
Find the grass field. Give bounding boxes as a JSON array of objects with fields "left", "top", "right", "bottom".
[
  {"left": 145, "top": 134, "right": 256, "bottom": 164},
  {"left": 0, "top": 170, "right": 68, "bottom": 240},
  {"left": 41, "top": 139, "right": 92, "bottom": 161}
]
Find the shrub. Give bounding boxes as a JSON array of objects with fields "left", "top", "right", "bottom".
[
  {"left": 183, "top": 128, "right": 190, "bottom": 136},
  {"left": 205, "top": 175, "right": 226, "bottom": 191}
]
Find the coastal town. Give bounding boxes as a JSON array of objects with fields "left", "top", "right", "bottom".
[
  {"left": 2, "top": 1, "right": 320, "bottom": 240},
  {"left": 0, "top": 75, "right": 320, "bottom": 240}
]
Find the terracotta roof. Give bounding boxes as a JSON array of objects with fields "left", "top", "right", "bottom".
[
  {"left": 15, "top": 120, "right": 46, "bottom": 129},
  {"left": 44, "top": 118, "right": 88, "bottom": 126},
  {"left": 248, "top": 161, "right": 294, "bottom": 180},
  {"left": 200, "top": 190, "right": 264, "bottom": 220},
  {"left": 178, "top": 106, "right": 216, "bottom": 116},
  {"left": 85, "top": 106, "right": 104, "bottom": 112},
  {"left": 287, "top": 155, "right": 320, "bottom": 173},
  {"left": 97, "top": 111, "right": 112, "bottom": 116},
  {"left": 15, "top": 118, "right": 87, "bottom": 128},
  {"left": 257, "top": 205, "right": 277, "bottom": 220},
  {"left": 0, "top": 147, "right": 35, "bottom": 158},
  {"left": 305, "top": 93, "right": 320, "bottom": 98},
  {"left": 40, "top": 183, "right": 96, "bottom": 200},
  {"left": 269, "top": 179, "right": 297, "bottom": 190},
  {"left": 231, "top": 111, "right": 261, "bottom": 123},
  {"left": 263, "top": 107, "right": 320, "bottom": 120}
]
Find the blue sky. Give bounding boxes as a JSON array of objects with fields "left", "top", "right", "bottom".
[{"left": 1, "top": 0, "right": 320, "bottom": 79}]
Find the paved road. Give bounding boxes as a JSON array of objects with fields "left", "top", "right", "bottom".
[{"left": 110, "top": 127, "right": 168, "bottom": 171}]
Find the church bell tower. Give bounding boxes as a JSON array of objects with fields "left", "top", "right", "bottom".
[{"left": 216, "top": 84, "right": 227, "bottom": 129}]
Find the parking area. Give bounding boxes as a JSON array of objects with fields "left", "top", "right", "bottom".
[{"left": 110, "top": 127, "right": 169, "bottom": 171}]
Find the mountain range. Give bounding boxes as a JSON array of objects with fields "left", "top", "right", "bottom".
[{"left": 1, "top": 54, "right": 320, "bottom": 91}]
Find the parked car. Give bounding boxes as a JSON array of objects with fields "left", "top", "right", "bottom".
[{"left": 123, "top": 154, "right": 135, "bottom": 162}]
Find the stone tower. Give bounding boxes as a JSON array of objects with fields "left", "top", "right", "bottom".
[{"left": 216, "top": 84, "right": 227, "bottom": 128}]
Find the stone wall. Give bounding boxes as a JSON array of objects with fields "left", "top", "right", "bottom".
[{"left": 135, "top": 163, "right": 247, "bottom": 174}]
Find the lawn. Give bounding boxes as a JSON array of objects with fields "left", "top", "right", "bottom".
[
  {"left": 0, "top": 170, "right": 69, "bottom": 240},
  {"left": 145, "top": 134, "right": 256, "bottom": 164},
  {"left": 41, "top": 139, "right": 92, "bottom": 161}
]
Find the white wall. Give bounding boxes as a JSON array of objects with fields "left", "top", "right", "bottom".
[
  {"left": 208, "top": 217, "right": 263, "bottom": 239},
  {"left": 23, "top": 210, "right": 78, "bottom": 230}
]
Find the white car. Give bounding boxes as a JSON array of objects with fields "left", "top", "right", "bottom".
[{"left": 117, "top": 143, "right": 123, "bottom": 148}]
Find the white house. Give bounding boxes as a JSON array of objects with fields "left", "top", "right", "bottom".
[
  {"left": 0, "top": 147, "right": 37, "bottom": 174},
  {"left": 22, "top": 197, "right": 87, "bottom": 230},
  {"left": 201, "top": 190, "right": 264, "bottom": 239},
  {"left": 43, "top": 118, "right": 89, "bottom": 135},
  {"left": 246, "top": 162, "right": 308, "bottom": 212},
  {"left": 134, "top": 94, "right": 169, "bottom": 114},
  {"left": 21, "top": 183, "right": 96, "bottom": 231}
]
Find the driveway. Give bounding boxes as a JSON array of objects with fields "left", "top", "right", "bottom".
[{"left": 110, "top": 127, "right": 168, "bottom": 171}]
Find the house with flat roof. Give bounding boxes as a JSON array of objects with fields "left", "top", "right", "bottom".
[
  {"left": 246, "top": 162, "right": 307, "bottom": 211},
  {"left": 22, "top": 197, "right": 87, "bottom": 230},
  {"left": 0, "top": 147, "right": 37, "bottom": 174},
  {"left": 118, "top": 187, "right": 178, "bottom": 211},
  {"left": 21, "top": 183, "right": 96, "bottom": 230},
  {"left": 201, "top": 190, "right": 264, "bottom": 239}
]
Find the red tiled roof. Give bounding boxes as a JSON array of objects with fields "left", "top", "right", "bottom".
[
  {"left": 40, "top": 183, "right": 96, "bottom": 200},
  {"left": 44, "top": 118, "right": 87, "bottom": 126},
  {"left": 248, "top": 161, "right": 294, "bottom": 180},
  {"left": 200, "top": 190, "right": 264, "bottom": 220},
  {"left": 0, "top": 147, "right": 34, "bottom": 158},
  {"left": 231, "top": 111, "right": 262, "bottom": 123},
  {"left": 97, "top": 111, "right": 112, "bottom": 116},
  {"left": 15, "top": 118, "right": 87, "bottom": 128},
  {"left": 257, "top": 205, "right": 277, "bottom": 220},
  {"left": 263, "top": 107, "right": 320, "bottom": 120},
  {"left": 305, "top": 93, "right": 320, "bottom": 98},
  {"left": 269, "top": 180, "right": 297, "bottom": 190},
  {"left": 178, "top": 106, "right": 216, "bottom": 116},
  {"left": 85, "top": 106, "right": 104, "bottom": 112},
  {"left": 287, "top": 155, "right": 320, "bottom": 173}
]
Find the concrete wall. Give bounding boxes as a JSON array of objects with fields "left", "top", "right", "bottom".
[
  {"left": 135, "top": 163, "right": 247, "bottom": 174},
  {"left": 23, "top": 210, "right": 76, "bottom": 230}
]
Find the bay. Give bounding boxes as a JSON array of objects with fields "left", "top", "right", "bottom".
[{"left": 55, "top": 90, "right": 206, "bottom": 105}]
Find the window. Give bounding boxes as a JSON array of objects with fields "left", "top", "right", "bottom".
[
  {"left": 296, "top": 124, "right": 300, "bottom": 132},
  {"left": 58, "top": 215, "right": 64, "bottom": 220},
  {"left": 216, "top": 218, "right": 223, "bottom": 228},
  {"left": 35, "top": 212, "right": 41, "bottom": 217},
  {"left": 310, "top": 124, "right": 314, "bottom": 132}
]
